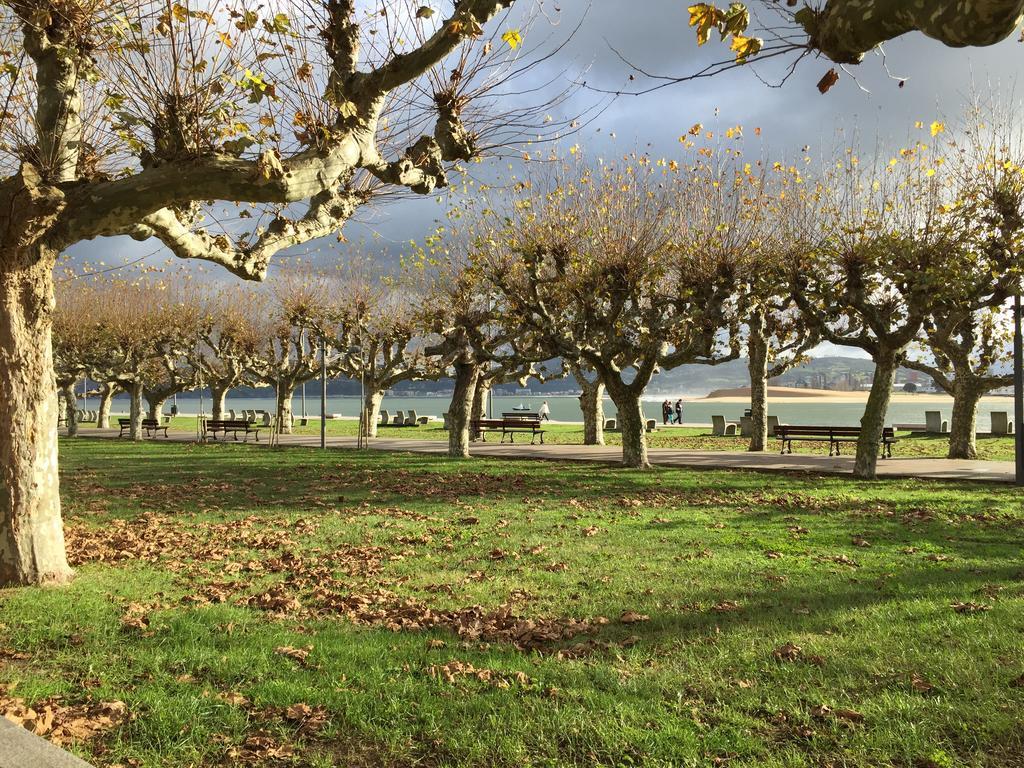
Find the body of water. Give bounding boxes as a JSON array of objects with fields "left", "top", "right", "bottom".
[{"left": 107, "top": 393, "right": 1015, "bottom": 432}]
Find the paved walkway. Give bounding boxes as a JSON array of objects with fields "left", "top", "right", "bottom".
[{"left": 72, "top": 428, "right": 1017, "bottom": 483}]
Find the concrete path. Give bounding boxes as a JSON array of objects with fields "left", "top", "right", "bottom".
[
  {"left": 0, "top": 718, "right": 93, "bottom": 768},
  {"left": 72, "top": 428, "right": 1017, "bottom": 483}
]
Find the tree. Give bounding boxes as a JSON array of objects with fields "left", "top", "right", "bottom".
[
  {"left": 681, "top": 2, "right": 1024, "bottom": 70},
  {"left": 730, "top": 164, "right": 819, "bottom": 452},
  {"left": 193, "top": 293, "right": 269, "bottom": 420},
  {"left": 0, "top": 0, "right": 573, "bottom": 585},
  {"left": 898, "top": 102, "right": 1024, "bottom": 458},
  {"left": 52, "top": 281, "right": 103, "bottom": 436},
  {"left": 90, "top": 277, "right": 205, "bottom": 440},
  {"left": 95, "top": 381, "right": 118, "bottom": 429},
  {"left": 331, "top": 279, "right": 441, "bottom": 438},
  {"left": 260, "top": 275, "right": 337, "bottom": 435},
  {"left": 790, "top": 139, "right": 983, "bottom": 478},
  {"left": 474, "top": 155, "right": 741, "bottom": 468},
  {"left": 907, "top": 306, "right": 1013, "bottom": 458},
  {"left": 569, "top": 361, "right": 605, "bottom": 445},
  {"left": 420, "top": 258, "right": 545, "bottom": 458}
]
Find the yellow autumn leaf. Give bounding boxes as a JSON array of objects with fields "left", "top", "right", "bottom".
[
  {"left": 930, "top": 121, "right": 945, "bottom": 137},
  {"left": 501, "top": 29, "right": 523, "bottom": 50},
  {"left": 730, "top": 33, "right": 762, "bottom": 63},
  {"left": 688, "top": 3, "right": 721, "bottom": 47}
]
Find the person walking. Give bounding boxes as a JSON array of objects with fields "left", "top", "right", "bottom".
[
  {"left": 661, "top": 400, "right": 671, "bottom": 425},
  {"left": 674, "top": 399, "right": 683, "bottom": 425},
  {"left": 538, "top": 401, "right": 551, "bottom": 421}
]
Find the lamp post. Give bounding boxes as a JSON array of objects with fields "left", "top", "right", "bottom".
[
  {"left": 320, "top": 332, "right": 327, "bottom": 450},
  {"left": 1015, "top": 295, "right": 1023, "bottom": 485},
  {"left": 347, "top": 344, "right": 364, "bottom": 449}
]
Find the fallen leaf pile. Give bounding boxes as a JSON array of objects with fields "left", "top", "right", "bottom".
[
  {"left": 224, "top": 732, "right": 295, "bottom": 764},
  {"left": 311, "top": 589, "right": 600, "bottom": 650},
  {"left": 1, "top": 692, "right": 127, "bottom": 746}
]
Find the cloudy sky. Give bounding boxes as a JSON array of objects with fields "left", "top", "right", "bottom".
[{"left": 65, "top": 0, "right": 1024, "bottom": 343}]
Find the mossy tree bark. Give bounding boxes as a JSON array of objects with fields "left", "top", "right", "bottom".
[
  {"left": 277, "top": 383, "right": 295, "bottom": 434},
  {"left": 364, "top": 389, "right": 385, "bottom": 438},
  {"left": 746, "top": 320, "right": 769, "bottom": 452},
  {"left": 211, "top": 386, "right": 229, "bottom": 420},
  {"left": 854, "top": 350, "right": 899, "bottom": 479},
  {"left": 59, "top": 381, "right": 78, "bottom": 437},
  {"left": 948, "top": 381, "right": 984, "bottom": 460},
  {"left": 126, "top": 380, "right": 144, "bottom": 440},
  {"left": 471, "top": 378, "right": 490, "bottom": 425},
  {"left": 97, "top": 382, "right": 115, "bottom": 428},
  {"left": 604, "top": 377, "right": 649, "bottom": 468},
  {"left": 0, "top": 247, "right": 74, "bottom": 586},
  {"left": 448, "top": 362, "right": 480, "bottom": 458},
  {"left": 145, "top": 395, "right": 167, "bottom": 422},
  {"left": 574, "top": 368, "right": 605, "bottom": 446}
]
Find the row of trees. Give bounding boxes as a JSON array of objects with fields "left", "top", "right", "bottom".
[
  {"left": 58, "top": 109, "right": 1024, "bottom": 479},
  {"left": 53, "top": 269, "right": 440, "bottom": 441},
  {"left": 443, "top": 112, "right": 1024, "bottom": 476}
]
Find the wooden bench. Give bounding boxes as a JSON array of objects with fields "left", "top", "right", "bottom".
[
  {"left": 118, "top": 418, "right": 169, "bottom": 438},
  {"left": 774, "top": 425, "right": 898, "bottom": 458},
  {"left": 203, "top": 419, "right": 261, "bottom": 442},
  {"left": 471, "top": 415, "right": 545, "bottom": 444}
]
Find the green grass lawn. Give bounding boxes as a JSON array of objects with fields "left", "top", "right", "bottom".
[
  {"left": 83, "top": 416, "right": 1018, "bottom": 461},
  {"left": 4, "top": 440, "right": 1022, "bottom": 767}
]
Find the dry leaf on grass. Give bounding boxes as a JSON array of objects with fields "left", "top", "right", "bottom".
[
  {"left": 619, "top": 611, "right": 649, "bottom": 624},
  {"left": 427, "top": 660, "right": 531, "bottom": 689},
  {"left": 811, "top": 704, "right": 864, "bottom": 723},
  {"left": 274, "top": 645, "right": 314, "bottom": 667},
  {"left": 951, "top": 601, "right": 991, "bottom": 614},
  {"left": 910, "top": 674, "right": 935, "bottom": 694},
  {"left": 1, "top": 696, "right": 127, "bottom": 746}
]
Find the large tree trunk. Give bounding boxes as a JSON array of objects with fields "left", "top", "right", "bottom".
[
  {"left": 365, "top": 389, "right": 384, "bottom": 438},
  {"left": 97, "top": 382, "right": 114, "bottom": 428},
  {"left": 127, "top": 380, "right": 144, "bottom": 440},
  {"left": 145, "top": 394, "right": 167, "bottom": 422},
  {"left": 948, "top": 379, "right": 983, "bottom": 460},
  {"left": 0, "top": 250, "right": 74, "bottom": 586},
  {"left": 448, "top": 362, "right": 479, "bottom": 459},
  {"left": 471, "top": 378, "right": 491, "bottom": 424},
  {"left": 607, "top": 381, "right": 649, "bottom": 468},
  {"left": 855, "top": 350, "right": 899, "bottom": 479},
  {"left": 211, "top": 385, "right": 228, "bottom": 421},
  {"left": 277, "top": 382, "right": 295, "bottom": 434},
  {"left": 59, "top": 381, "right": 78, "bottom": 437},
  {"left": 579, "top": 378, "right": 605, "bottom": 446},
  {"left": 747, "top": 321, "right": 769, "bottom": 452}
]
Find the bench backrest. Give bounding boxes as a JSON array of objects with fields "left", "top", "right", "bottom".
[
  {"left": 502, "top": 412, "right": 538, "bottom": 420},
  {"left": 118, "top": 418, "right": 131, "bottom": 426},
  {"left": 775, "top": 425, "right": 895, "bottom": 438},
  {"left": 473, "top": 418, "right": 541, "bottom": 429},
  {"left": 141, "top": 419, "right": 160, "bottom": 427}
]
